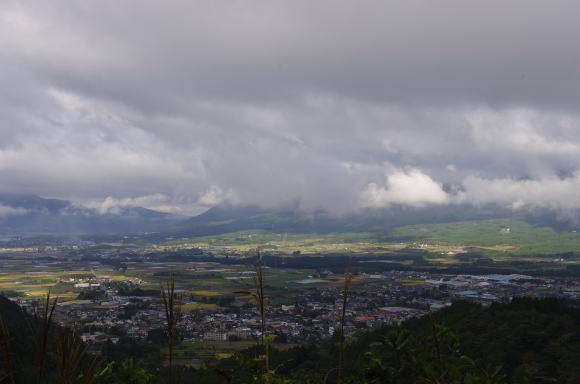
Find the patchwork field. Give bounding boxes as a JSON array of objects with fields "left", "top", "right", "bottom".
[
  {"left": 2, "top": 218, "right": 580, "bottom": 303},
  {"left": 0, "top": 256, "right": 348, "bottom": 306},
  {"left": 152, "top": 219, "right": 580, "bottom": 264}
]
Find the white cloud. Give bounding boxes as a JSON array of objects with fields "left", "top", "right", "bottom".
[
  {"left": 0, "top": 205, "right": 27, "bottom": 217},
  {"left": 198, "top": 186, "right": 237, "bottom": 207},
  {"left": 361, "top": 168, "right": 449, "bottom": 208},
  {"left": 82, "top": 194, "right": 173, "bottom": 215}
]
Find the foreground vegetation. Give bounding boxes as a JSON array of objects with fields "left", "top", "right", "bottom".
[{"left": 1, "top": 295, "right": 579, "bottom": 383}]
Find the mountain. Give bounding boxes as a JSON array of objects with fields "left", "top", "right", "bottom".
[
  {"left": 165, "top": 203, "right": 522, "bottom": 237},
  {"left": 164, "top": 202, "right": 580, "bottom": 240},
  {"left": 2, "top": 193, "right": 575, "bottom": 239},
  {"left": 0, "top": 193, "right": 182, "bottom": 235}
]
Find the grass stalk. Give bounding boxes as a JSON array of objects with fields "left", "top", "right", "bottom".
[
  {"left": 80, "top": 355, "right": 103, "bottom": 384},
  {"left": 33, "top": 290, "right": 58, "bottom": 383},
  {"left": 58, "top": 328, "right": 84, "bottom": 384},
  {"left": 254, "top": 251, "right": 269, "bottom": 375},
  {"left": 232, "top": 250, "right": 269, "bottom": 381},
  {"left": 337, "top": 263, "right": 353, "bottom": 384},
  {"left": 161, "top": 273, "right": 182, "bottom": 383}
]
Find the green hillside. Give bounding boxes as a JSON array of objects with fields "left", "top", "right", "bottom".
[
  {"left": 144, "top": 205, "right": 580, "bottom": 257},
  {"left": 160, "top": 204, "right": 517, "bottom": 239},
  {"left": 390, "top": 219, "right": 580, "bottom": 255},
  {"left": 156, "top": 218, "right": 580, "bottom": 258}
]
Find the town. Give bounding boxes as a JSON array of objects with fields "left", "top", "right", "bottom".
[{"left": 2, "top": 243, "right": 579, "bottom": 362}]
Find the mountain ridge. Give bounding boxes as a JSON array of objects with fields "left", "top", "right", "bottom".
[
  {"left": 167, "top": 203, "right": 518, "bottom": 237},
  {"left": 0, "top": 193, "right": 182, "bottom": 235},
  {"left": 1, "top": 193, "right": 578, "bottom": 238}
]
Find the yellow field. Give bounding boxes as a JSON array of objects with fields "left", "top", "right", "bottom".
[
  {"left": 181, "top": 303, "right": 217, "bottom": 310},
  {"left": 189, "top": 290, "right": 221, "bottom": 296}
]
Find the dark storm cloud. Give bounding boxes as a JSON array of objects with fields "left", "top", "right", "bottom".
[{"left": 1, "top": 0, "right": 580, "bottom": 215}]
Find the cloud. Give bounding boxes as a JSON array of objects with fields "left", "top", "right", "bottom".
[
  {"left": 459, "top": 173, "right": 580, "bottom": 212},
  {"left": 0, "top": 205, "right": 27, "bottom": 217},
  {"left": 361, "top": 169, "right": 449, "bottom": 208},
  {"left": 198, "top": 186, "right": 237, "bottom": 207},
  {"left": 1, "top": 1, "right": 580, "bottom": 216},
  {"left": 81, "top": 194, "right": 177, "bottom": 215}
]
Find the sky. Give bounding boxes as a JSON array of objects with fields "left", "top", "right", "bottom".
[{"left": 1, "top": 0, "right": 580, "bottom": 216}]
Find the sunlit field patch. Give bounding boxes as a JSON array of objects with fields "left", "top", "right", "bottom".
[
  {"left": 181, "top": 303, "right": 217, "bottom": 310},
  {"left": 190, "top": 290, "right": 221, "bottom": 296}
]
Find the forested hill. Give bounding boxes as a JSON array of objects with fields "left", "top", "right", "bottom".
[
  {"left": 0, "top": 295, "right": 26, "bottom": 324},
  {"left": 402, "top": 298, "right": 580, "bottom": 383}
]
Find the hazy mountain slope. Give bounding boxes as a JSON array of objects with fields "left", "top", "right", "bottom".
[
  {"left": 2, "top": 193, "right": 575, "bottom": 238},
  {"left": 166, "top": 203, "right": 523, "bottom": 237},
  {"left": 0, "top": 193, "right": 182, "bottom": 235}
]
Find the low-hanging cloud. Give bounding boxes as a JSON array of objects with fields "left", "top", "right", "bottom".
[
  {"left": 362, "top": 169, "right": 449, "bottom": 208},
  {"left": 81, "top": 194, "right": 179, "bottom": 215},
  {"left": 459, "top": 173, "right": 580, "bottom": 212},
  {"left": 1, "top": 1, "right": 580, "bottom": 217},
  {"left": 0, "top": 205, "right": 27, "bottom": 217}
]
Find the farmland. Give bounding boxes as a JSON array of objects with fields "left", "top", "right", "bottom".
[
  {"left": 2, "top": 228, "right": 580, "bottom": 364},
  {"left": 2, "top": 217, "right": 580, "bottom": 303},
  {"left": 0, "top": 254, "right": 344, "bottom": 304},
  {"left": 152, "top": 219, "right": 580, "bottom": 265}
]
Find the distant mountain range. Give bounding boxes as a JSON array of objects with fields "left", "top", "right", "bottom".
[
  {"left": 166, "top": 203, "right": 576, "bottom": 238},
  {"left": 0, "top": 193, "right": 576, "bottom": 238},
  {"left": 0, "top": 193, "right": 182, "bottom": 235}
]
